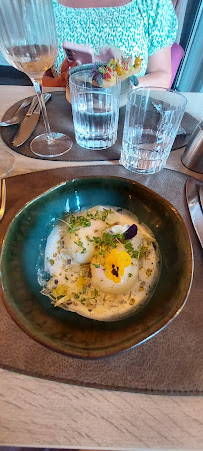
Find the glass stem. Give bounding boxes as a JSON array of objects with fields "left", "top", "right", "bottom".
[{"left": 31, "top": 78, "right": 53, "bottom": 141}]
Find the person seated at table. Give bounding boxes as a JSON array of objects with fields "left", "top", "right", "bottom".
[{"left": 42, "top": 0, "right": 177, "bottom": 88}]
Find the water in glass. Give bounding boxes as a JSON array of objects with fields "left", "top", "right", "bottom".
[
  {"left": 120, "top": 88, "right": 187, "bottom": 174},
  {"left": 70, "top": 69, "right": 121, "bottom": 150}
]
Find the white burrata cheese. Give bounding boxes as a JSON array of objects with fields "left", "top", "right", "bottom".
[
  {"left": 44, "top": 225, "right": 63, "bottom": 275},
  {"left": 91, "top": 258, "right": 139, "bottom": 294},
  {"left": 64, "top": 218, "right": 105, "bottom": 264}
]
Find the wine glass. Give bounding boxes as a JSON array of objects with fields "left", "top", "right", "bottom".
[
  {"left": 0, "top": 149, "right": 15, "bottom": 178},
  {"left": 0, "top": 0, "right": 72, "bottom": 158}
]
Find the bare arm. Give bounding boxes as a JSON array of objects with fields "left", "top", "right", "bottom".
[{"left": 137, "top": 45, "right": 172, "bottom": 89}]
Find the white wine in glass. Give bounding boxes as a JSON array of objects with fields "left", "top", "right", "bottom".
[{"left": 0, "top": 0, "right": 72, "bottom": 158}]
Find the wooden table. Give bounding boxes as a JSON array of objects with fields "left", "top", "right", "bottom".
[{"left": 0, "top": 86, "right": 203, "bottom": 450}]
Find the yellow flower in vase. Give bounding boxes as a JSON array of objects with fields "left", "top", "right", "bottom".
[{"left": 105, "top": 248, "right": 131, "bottom": 284}]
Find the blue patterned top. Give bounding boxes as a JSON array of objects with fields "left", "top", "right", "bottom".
[{"left": 52, "top": 0, "right": 177, "bottom": 76}]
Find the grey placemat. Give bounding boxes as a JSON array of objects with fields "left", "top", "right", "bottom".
[
  {"left": 0, "top": 91, "right": 198, "bottom": 161},
  {"left": 0, "top": 165, "right": 202, "bottom": 395}
]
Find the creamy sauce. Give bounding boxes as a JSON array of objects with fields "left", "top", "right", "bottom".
[{"left": 38, "top": 206, "right": 161, "bottom": 321}]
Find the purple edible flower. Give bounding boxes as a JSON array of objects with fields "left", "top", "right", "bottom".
[
  {"left": 90, "top": 64, "right": 99, "bottom": 77},
  {"left": 124, "top": 224, "right": 138, "bottom": 240},
  {"left": 90, "top": 65, "right": 105, "bottom": 87},
  {"left": 94, "top": 72, "right": 104, "bottom": 86}
]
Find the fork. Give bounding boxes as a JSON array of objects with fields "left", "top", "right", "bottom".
[
  {"left": 0, "top": 97, "right": 33, "bottom": 127},
  {"left": 0, "top": 179, "right": 6, "bottom": 221}
]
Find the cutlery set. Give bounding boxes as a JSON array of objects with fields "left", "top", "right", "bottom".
[
  {"left": 0, "top": 93, "right": 51, "bottom": 146},
  {"left": 0, "top": 97, "right": 33, "bottom": 127},
  {"left": 12, "top": 93, "right": 51, "bottom": 147}
]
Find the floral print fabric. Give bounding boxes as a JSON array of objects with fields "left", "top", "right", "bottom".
[{"left": 52, "top": 0, "right": 177, "bottom": 76}]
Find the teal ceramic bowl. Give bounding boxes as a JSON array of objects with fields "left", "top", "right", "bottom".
[{"left": 0, "top": 177, "right": 193, "bottom": 358}]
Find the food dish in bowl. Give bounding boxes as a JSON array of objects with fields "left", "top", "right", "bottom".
[
  {"left": 40, "top": 205, "right": 161, "bottom": 321},
  {"left": 0, "top": 177, "right": 192, "bottom": 358}
]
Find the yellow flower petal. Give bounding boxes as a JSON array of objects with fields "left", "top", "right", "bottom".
[
  {"left": 106, "top": 269, "right": 121, "bottom": 284},
  {"left": 119, "top": 251, "right": 131, "bottom": 266},
  {"left": 105, "top": 248, "right": 119, "bottom": 266},
  {"left": 51, "top": 284, "right": 68, "bottom": 297},
  {"left": 76, "top": 276, "right": 86, "bottom": 288},
  {"left": 104, "top": 248, "right": 131, "bottom": 283}
]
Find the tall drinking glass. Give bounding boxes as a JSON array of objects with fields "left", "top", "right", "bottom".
[
  {"left": 0, "top": 0, "right": 72, "bottom": 158},
  {"left": 69, "top": 67, "right": 121, "bottom": 150},
  {"left": 120, "top": 87, "right": 187, "bottom": 174}
]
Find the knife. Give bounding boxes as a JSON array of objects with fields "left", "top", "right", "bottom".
[
  {"left": 185, "top": 178, "right": 203, "bottom": 248},
  {"left": 12, "top": 93, "right": 51, "bottom": 147}
]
